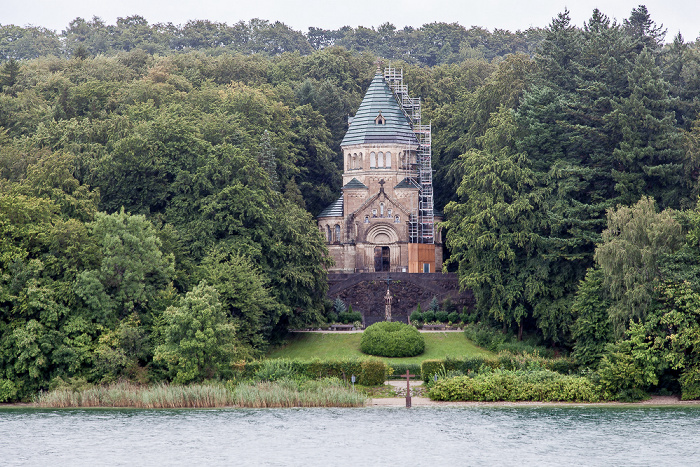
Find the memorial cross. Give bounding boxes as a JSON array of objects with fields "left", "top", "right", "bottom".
[{"left": 400, "top": 370, "right": 416, "bottom": 408}]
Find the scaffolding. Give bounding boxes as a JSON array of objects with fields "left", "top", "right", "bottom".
[{"left": 384, "top": 66, "right": 434, "bottom": 244}]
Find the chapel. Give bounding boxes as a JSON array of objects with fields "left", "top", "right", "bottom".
[{"left": 318, "top": 67, "right": 443, "bottom": 274}]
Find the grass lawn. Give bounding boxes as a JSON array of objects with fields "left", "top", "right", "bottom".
[{"left": 266, "top": 332, "right": 494, "bottom": 365}]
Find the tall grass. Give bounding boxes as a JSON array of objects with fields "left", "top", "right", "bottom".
[
  {"left": 35, "top": 379, "right": 367, "bottom": 408},
  {"left": 230, "top": 378, "right": 367, "bottom": 408},
  {"left": 35, "top": 382, "right": 234, "bottom": 408}
]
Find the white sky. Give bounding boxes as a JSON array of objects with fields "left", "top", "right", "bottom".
[{"left": 3, "top": 0, "right": 699, "bottom": 42}]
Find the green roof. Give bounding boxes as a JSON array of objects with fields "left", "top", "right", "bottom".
[
  {"left": 340, "top": 72, "right": 419, "bottom": 147},
  {"left": 394, "top": 177, "right": 420, "bottom": 189},
  {"left": 318, "top": 196, "right": 343, "bottom": 218},
  {"left": 342, "top": 178, "right": 369, "bottom": 190}
]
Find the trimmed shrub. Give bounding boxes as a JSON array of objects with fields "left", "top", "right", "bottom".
[
  {"left": 435, "top": 310, "right": 449, "bottom": 323},
  {"left": 360, "top": 359, "right": 388, "bottom": 385},
  {"left": 447, "top": 311, "right": 460, "bottom": 324},
  {"left": 410, "top": 310, "right": 423, "bottom": 323},
  {"left": 361, "top": 322, "right": 425, "bottom": 358},
  {"left": 422, "top": 310, "right": 435, "bottom": 323},
  {"left": 421, "top": 359, "right": 446, "bottom": 381}
]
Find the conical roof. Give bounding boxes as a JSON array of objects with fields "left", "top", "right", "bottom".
[{"left": 340, "top": 72, "right": 419, "bottom": 147}]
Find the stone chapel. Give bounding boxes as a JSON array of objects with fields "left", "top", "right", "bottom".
[{"left": 318, "top": 67, "right": 443, "bottom": 274}]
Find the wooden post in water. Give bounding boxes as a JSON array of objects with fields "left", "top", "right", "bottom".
[{"left": 400, "top": 370, "right": 415, "bottom": 408}]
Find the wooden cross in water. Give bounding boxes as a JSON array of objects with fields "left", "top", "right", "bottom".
[{"left": 400, "top": 370, "right": 415, "bottom": 408}]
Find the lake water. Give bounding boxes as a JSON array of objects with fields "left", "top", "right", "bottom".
[{"left": 2, "top": 405, "right": 700, "bottom": 466}]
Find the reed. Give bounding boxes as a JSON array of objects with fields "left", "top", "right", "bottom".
[
  {"left": 34, "top": 382, "right": 235, "bottom": 408},
  {"left": 230, "top": 378, "right": 367, "bottom": 408},
  {"left": 35, "top": 379, "right": 367, "bottom": 408}
]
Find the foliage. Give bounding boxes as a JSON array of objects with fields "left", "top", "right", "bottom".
[
  {"left": 360, "top": 322, "right": 425, "bottom": 358},
  {"left": 337, "top": 310, "right": 362, "bottom": 324},
  {"left": 154, "top": 282, "right": 239, "bottom": 384},
  {"left": 427, "top": 369, "right": 601, "bottom": 402}
]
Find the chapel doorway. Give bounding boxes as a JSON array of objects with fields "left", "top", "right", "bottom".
[{"left": 374, "top": 246, "right": 390, "bottom": 272}]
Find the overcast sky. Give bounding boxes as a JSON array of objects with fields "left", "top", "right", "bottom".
[{"left": 4, "top": 1, "right": 698, "bottom": 42}]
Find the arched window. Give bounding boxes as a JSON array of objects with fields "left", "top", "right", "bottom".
[
  {"left": 364, "top": 215, "right": 369, "bottom": 224},
  {"left": 394, "top": 215, "right": 400, "bottom": 223},
  {"left": 352, "top": 153, "right": 357, "bottom": 169},
  {"left": 347, "top": 153, "right": 352, "bottom": 171},
  {"left": 326, "top": 225, "right": 332, "bottom": 242},
  {"left": 385, "top": 151, "right": 391, "bottom": 168},
  {"left": 380, "top": 203, "right": 385, "bottom": 216},
  {"left": 377, "top": 152, "right": 384, "bottom": 168},
  {"left": 334, "top": 224, "right": 341, "bottom": 243},
  {"left": 370, "top": 152, "right": 376, "bottom": 168}
]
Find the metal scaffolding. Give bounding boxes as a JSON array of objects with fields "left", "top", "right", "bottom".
[{"left": 384, "top": 66, "right": 434, "bottom": 244}]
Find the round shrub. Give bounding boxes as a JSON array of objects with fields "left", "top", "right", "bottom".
[
  {"left": 422, "top": 310, "right": 435, "bottom": 323},
  {"left": 447, "top": 311, "right": 460, "bottom": 324},
  {"left": 410, "top": 310, "right": 423, "bottom": 323},
  {"left": 360, "top": 322, "right": 425, "bottom": 358}
]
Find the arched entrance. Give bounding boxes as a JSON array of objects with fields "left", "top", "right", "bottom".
[{"left": 374, "top": 246, "right": 390, "bottom": 272}]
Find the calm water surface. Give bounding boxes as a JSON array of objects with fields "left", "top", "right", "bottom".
[{"left": 2, "top": 406, "right": 699, "bottom": 466}]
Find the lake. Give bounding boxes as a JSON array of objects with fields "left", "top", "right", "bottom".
[{"left": 2, "top": 405, "right": 699, "bottom": 466}]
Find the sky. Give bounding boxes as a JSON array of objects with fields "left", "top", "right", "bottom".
[{"left": 4, "top": 0, "right": 699, "bottom": 42}]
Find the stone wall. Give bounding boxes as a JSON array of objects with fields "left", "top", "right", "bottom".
[{"left": 328, "top": 272, "right": 473, "bottom": 326}]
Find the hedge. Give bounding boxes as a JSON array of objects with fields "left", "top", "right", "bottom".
[
  {"left": 232, "top": 359, "right": 388, "bottom": 386},
  {"left": 428, "top": 369, "right": 601, "bottom": 402},
  {"left": 420, "top": 355, "right": 577, "bottom": 381}
]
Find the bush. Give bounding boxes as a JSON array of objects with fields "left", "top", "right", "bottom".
[
  {"left": 333, "top": 298, "right": 347, "bottom": 315},
  {"left": 422, "top": 310, "right": 435, "bottom": 323},
  {"left": 410, "top": 310, "right": 423, "bottom": 323},
  {"left": 361, "top": 322, "right": 425, "bottom": 357},
  {"left": 680, "top": 366, "right": 700, "bottom": 401},
  {"left": 435, "top": 310, "right": 449, "bottom": 323},
  {"left": 360, "top": 360, "right": 388, "bottom": 385},
  {"left": 421, "top": 360, "right": 446, "bottom": 381},
  {"left": 428, "top": 369, "right": 601, "bottom": 402},
  {"left": 447, "top": 311, "right": 460, "bottom": 324},
  {"left": 0, "top": 379, "right": 18, "bottom": 403},
  {"left": 338, "top": 310, "right": 362, "bottom": 324}
]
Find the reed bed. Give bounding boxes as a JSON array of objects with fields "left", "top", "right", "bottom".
[
  {"left": 34, "top": 382, "right": 235, "bottom": 408},
  {"left": 35, "top": 379, "right": 368, "bottom": 408},
  {"left": 230, "top": 378, "right": 367, "bottom": 408}
]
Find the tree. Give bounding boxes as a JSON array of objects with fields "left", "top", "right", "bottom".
[
  {"left": 154, "top": 282, "right": 238, "bottom": 383},
  {"left": 594, "top": 197, "right": 683, "bottom": 334},
  {"left": 257, "top": 130, "right": 279, "bottom": 191},
  {"left": 74, "top": 208, "right": 175, "bottom": 325}
]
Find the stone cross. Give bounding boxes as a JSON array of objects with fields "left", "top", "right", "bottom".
[
  {"left": 384, "top": 287, "right": 393, "bottom": 322},
  {"left": 400, "top": 370, "right": 415, "bottom": 408}
]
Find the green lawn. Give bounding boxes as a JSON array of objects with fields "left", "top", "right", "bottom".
[{"left": 267, "top": 331, "right": 493, "bottom": 364}]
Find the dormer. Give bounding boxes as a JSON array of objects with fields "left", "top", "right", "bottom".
[{"left": 374, "top": 112, "right": 386, "bottom": 125}]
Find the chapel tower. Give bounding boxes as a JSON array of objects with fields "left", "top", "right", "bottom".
[{"left": 318, "top": 66, "right": 443, "bottom": 273}]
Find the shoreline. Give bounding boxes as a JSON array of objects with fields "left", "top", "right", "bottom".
[{"left": 3, "top": 395, "right": 700, "bottom": 410}]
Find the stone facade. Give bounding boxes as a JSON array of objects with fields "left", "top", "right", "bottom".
[{"left": 318, "top": 70, "right": 443, "bottom": 274}]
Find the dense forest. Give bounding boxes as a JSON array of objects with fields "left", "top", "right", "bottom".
[{"left": 3, "top": 5, "right": 700, "bottom": 401}]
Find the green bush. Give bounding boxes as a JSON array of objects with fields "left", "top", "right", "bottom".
[
  {"left": 410, "top": 310, "right": 423, "bottom": 323},
  {"left": 0, "top": 379, "right": 18, "bottom": 403},
  {"left": 360, "top": 322, "right": 425, "bottom": 358},
  {"left": 421, "top": 359, "right": 446, "bottom": 381},
  {"left": 429, "top": 296, "right": 440, "bottom": 312},
  {"left": 435, "top": 311, "right": 449, "bottom": 323},
  {"left": 254, "top": 359, "right": 304, "bottom": 382},
  {"left": 422, "top": 310, "right": 435, "bottom": 323},
  {"left": 428, "top": 369, "right": 601, "bottom": 402},
  {"left": 360, "top": 360, "right": 388, "bottom": 385},
  {"left": 447, "top": 311, "right": 460, "bottom": 324},
  {"left": 338, "top": 310, "right": 362, "bottom": 324},
  {"left": 680, "top": 366, "right": 700, "bottom": 401}
]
